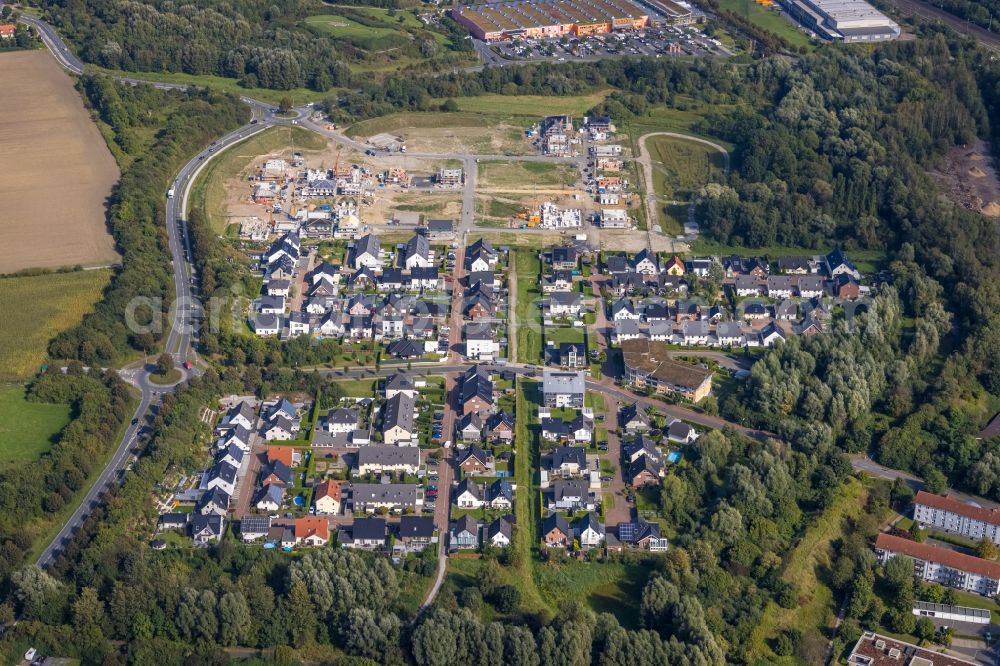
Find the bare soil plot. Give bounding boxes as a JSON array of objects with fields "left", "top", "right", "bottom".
[
  {"left": 933, "top": 138, "right": 1000, "bottom": 218},
  {"left": 0, "top": 51, "right": 120, "bottom": 272}
]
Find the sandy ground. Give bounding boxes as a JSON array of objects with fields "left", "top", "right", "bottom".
[
  {"left": 0, "top": 51, "right": 120, "bottom": 272},
  {"left": 934, "top": 139, "right": 1000, "bottom": 217},
  {"left": 224, "top": 142, "right": 464, "bottom": 229}
]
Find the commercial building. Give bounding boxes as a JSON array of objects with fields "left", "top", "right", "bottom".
[
  {"left": 451, "top": 0, "right": 649, "bottom": 42},
  {"left": 620, "top": 338, "right": 713, "bottom": 402},
  {"left": 785, "top": 0, "right": 899, "bottom": 42},
  {"left": 874, "top": 533, "right": 1000, "bottom": 597},
  {"left": 913, "top": 490, "right": 1000, "bottom": 544}
]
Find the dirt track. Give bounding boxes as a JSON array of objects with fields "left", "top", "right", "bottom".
[{"left": 0, "top": 51, "right": 120, "bottom": 272}]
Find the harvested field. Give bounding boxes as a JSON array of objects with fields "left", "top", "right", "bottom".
[
  {"left": 0, "top": 51, "right": 120, "bottom": 273},
  {"left": 0, "top": 269, "right": 112, "bottom": 380},
  {"left": 346, "top": 112, "right": 534, "bottom": 155}
]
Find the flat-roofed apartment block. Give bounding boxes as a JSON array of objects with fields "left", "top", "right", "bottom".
[
  {"left": 785, "top": 0, "right": 899, "bottom": 42},
  {"left": 620, "top": 338, "right": 713, "bottom": 402},
  {"left": 913, "top": 490, "right": 1000, "bottom": 544},
  {"left": 452, "top": 0, "right": 649, "bottom": 41},
  {"left": 874, "top": 533, "right": 1000, "bottom": 597},
  {"left": 847, "top": 631, "right": 978, "bottom": 666}
]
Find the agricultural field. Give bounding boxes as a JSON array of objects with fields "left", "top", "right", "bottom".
[
  {"left": 646, "top": 135, "right": 727, "bottom": 201},
  {"left": 0, "top": 269, "right": 112, "bottom": 380},
  {"left": 346, "top": 112, "right": 535, "bottom": 155},
  {"left": 0, "top": 51, "right": 120, "bottom": 273},
  {"left": 0, "top": 385, "right": 72, "bottom": 469},
  {"left": 191, "top": 126, "right": 328, "bottom": 233}
]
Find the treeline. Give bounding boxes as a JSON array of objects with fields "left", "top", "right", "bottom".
[
  {"left": 38, "top": 0, "right": 464, "bottom": 91},
  {"left": 923, "top": 0, "right": 1000, "bottom": 33},
  {"left": 698, "top": 0, "right": 794, "bottom": 55},
  {"left": 0, "top": 370, "right": 131, "bottom": 589},
  {"left": 0, "top": 6, "right": 42, "bottom": 49},
  {"left": 48, "top": 78, "right": 245, "bottom": 366}
]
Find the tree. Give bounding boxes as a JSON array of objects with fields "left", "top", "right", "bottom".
[
  {"left": 914, "top": 616, "right": 935, "bottom": 641},
  {"left": 156, "top": 352, "right": 174, "bottom": 375},
  {"left": 977, "top": 538, "right": 999, "bottom": 560},
  {"left": 218, "top": 591, "right": 252, "bottom": 646},
  {"left": 278, "top": 97, "right": 293, "bottom": 113},
  {"left": 908, "top": 521, "right": 926, "bottom": 543},
  {"left": 492, "top": 585, "right": 521, "bottom": 613},
  {"left": 284, "top": 581, "right": 316, "bottom": 648}
]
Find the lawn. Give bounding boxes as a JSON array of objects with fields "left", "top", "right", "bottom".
[
  {"left": 0, "top": 385, "right": 72, "bottom": 469},
  {"left": 190, "top": 126, "right": 328, "bottom": 233},
  {"left": 331, "top": 378, "right": 379, "bottom": 397},
  {"left": 511, "top": 379, "right": 547, "bottom": 611},
  {"left": 478, "top": 160, "right": 578, "bottom": 190},
  {"left": 714, "top": 0, "right": 814, "bottom": 49},
  {"left": 513, "top": 250, "right": 544, "bottom": 364},
  {"left": 748, "top": 477, "right": 868, "bottom": 663},
  {"left": 646, "top": 135, "right": 726, "bottom": 201},
  {"left": 546, "top": 326, "right": 585, "bottom": 345},
  {"left": 660, "top": 202, "right": 688, "bottom": 236},
  {"left": 448, "top": 91, "right": 612, "bottom": 118},
  {"left": 0, "top": 269, "right": 112, "bottom": 380},
  {"left": 304, "top": 13, "right": 406, "bottom": 43}
]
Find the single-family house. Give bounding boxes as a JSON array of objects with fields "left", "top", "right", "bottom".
[
  {"left": 455, "top": 479, "right": 485, "bottom": 508},
  {"left": 451, "top": 515, "right": 481, "bottom": 550},
  {"left": 326, "top": 407, "right": 359, "bottom": 434},
  {"left": 340, "top": 518, "right": 387, "bottom": 550},
  {"left": 547, "top": 479, "right": 595, "bottom": 511},
  {"left": 207, "top": 461, "right": 238, "bottom": 496},
  {"left": 197, "top": 487, "right": 230, "bottom": 517},
  {"left": 543, "top": 513, "right": 572, "bottom": 548},
  {"left": 457, "top": 445, "right": 491, "bottom": 475},
  {"left": 486, "top": 517, "right": 513, "bottom": 548},
  {"left": 294, "top": 517, "right": 330, "bottom": 547},
  {"left": 548, "top": 446, "right": 587, "bottom": 476},
  {"left": 487, "top": 479, "right": 515, "bottom": 510},
  {"left": 382, "top": 392, "right": 416, "bottom": 445},
  {"left": 313, "top": 479, "right": 343, "bottom": 515},
  {"left": 577, "top": 513, "right": 605, "bottom": 549},
  {"left": 398, "top": 515, "right": 436, "bottom": 552},
  {"left": 190, "top": 514, "right": 225, "bottom": 545}
]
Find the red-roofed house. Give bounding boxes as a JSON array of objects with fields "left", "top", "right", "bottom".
[
  {"left": 294, "top": 517, "right": 330, "bottom": 546},
  {"left": 267, "top": 445, "right": 301, "bottom": 468},
  {"left": 313, "top": 480, "right": 342, "bottom": 515},
  {"left": 0, "top": 25, "right": 16, "bottom": 40}
]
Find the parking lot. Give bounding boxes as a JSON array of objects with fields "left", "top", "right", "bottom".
[{"left": 488, "top": 24, "right": 729, "bottom": 62}]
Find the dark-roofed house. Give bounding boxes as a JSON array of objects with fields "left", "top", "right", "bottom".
[
  {"left": 260, "top": 459, "right": 293, "bottom": 487},
  {"left": 382, "top": 392, "right": 416, "bottom": 445},
  {"left": 548, "top": 446, "right": 587, "bottom": 476},
  {"left": 455, "top": 478, "right": 485, "bottom": 508},
  {"left": 384, "top": 371, "right": 417, "bottom": 399},
  {"left": 197, "top": 487, "right": 230, "bottom": 517},
  {"left": 240, "top": 516, "right": 271, "bottom": 543},
  {"left": 255, "top": 484, "right": 284, "bottom": 512},
  {"left": 351, "top": 483, "right": 422, "bottom": 513},
  {"left": 628, "top": 454, "right": 664, "bottom": 487},
  {"left": 221, "top": 401, "right": 256, "bottom": 431},
  {"left": 577, "top": 513, "right": 605, "bottom": 549},
  {"left": 352, "top": 233, "right": 382, "bottom": 270},
  {"left": 158, "top": 513, "right": 189, "bottom": 531},
  {"left": 667, "top": 420, "right": 698, "bottom": 444},
  {"left": 542, "top": 513, "right": 572, "bottom": 548},
  {"left": 190, "top": 514, "right": 225, "bottom": 545},
  {"left": 551, "top": 246, "right": 579, "bottom": 270},
  {"left": 425, "top": 219, "right": 455, "bottom": 241},
  {"left": 457, "top": 445, "right": 492, "bottom": 475},
  {"left": 623, "top": 436, "right": 661, "bottom": 464},
  {"left": 451, "top": 515, "right": 481, "bottom": 550},
  {"left": 398, "top": 515, "right": 436, "bottom": 552},
  {"left": 486, "top": 517, "right": 513, "bottom": 548},
  {"left": 356, "top": 446, "right": 421, "bottom": 475},
  {"left": 621, "top": 403, "right": 650, "bottom": 432},
  {"left": 487, "top": 479, "right": 514, "bottom": 510},
  {"left": 341, "top": 517, "right": 387, "bottom": 550},
  {"left": 487, "top": 411, "right": 515, "bottom": 443},
  {"left": 547, "top": 479, "right": 595, "bottom": 512},
  {"left": 326, "top": 407, "right": 359, "bottom": 434},
  {"left": 207, "top": 461, "right": 238, "bottom": 495},
  {"left": 461, "top": 365, "right": 495, "bottom": 417}
]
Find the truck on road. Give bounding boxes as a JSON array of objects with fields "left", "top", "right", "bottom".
[{"left": 167, "top": 187, "right": 176, "bottom": 198}]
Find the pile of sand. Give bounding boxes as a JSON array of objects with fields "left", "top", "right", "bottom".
[
  {"left": 981, "top": 200, "right": 1000, "bottom": 217},
  {"left": 969, "top": 166, "right": 988, "bottom": 177},
  {"left": 968, "top": 151, "right": 986, "bottom": 161}
]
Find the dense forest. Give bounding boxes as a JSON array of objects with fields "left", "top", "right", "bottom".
[
  {"left": 32, "top": 0, "right": 470, "bottom": 90},
  {"left": 47, "top": 78, "right": 245, "bottom": 366}
]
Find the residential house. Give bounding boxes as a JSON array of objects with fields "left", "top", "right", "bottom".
[
  {"left": 255, "top": 484, "right": 284, "bottom": 512},
  {"left": 158, "top": 513, "right": 189, "bottom": 531},
  {"left": 577, "top": 513, "right": 606, "bottom": 549},
  {"left": 621, "top": 339, "right": 714, "bottom": 402},
  {"left": 540, "top": 412, "right": 593, "bottom": 444},
  {"left": 541, "top": 270, "right": 574, "bottom": 293},
  {"left": 547, "top": 479, "right": 596, "bottom": 512},
  {"left": 612, "top": 298, "right": 639, "bottom": 321},
  {"left": 457, "top": 445, "right": 492, "bottom": 475},
  {"left": 451, "top": 515, "right": 481, "bottom": 550},
  {"left": 404, "top": 234, "right": 432, "bottom": 269},
  {"left": 542, "top": 513, "right": 572, "bottom": 548},
  {"left": 351, "top": 483, "right": 422, "bottom": 513},
  {"left": 190, "top": 514, "right": 225, "bottom": 545},
  {"left": 825, "top": 249, "right": 860, "bottom": 280},
  {"left": 486, "top": 517, "right": 513, "bottom": 548},
  {"left": 263, "top": 415, "right": 296, "bottom": 441},
  {"left": 356, "top": 446, "right": 421, "bottom": 475},
  {"left": 628, "top": 454, "right": 664, "bottom": 487},
  {"left": 542, "top": 371, "right": 586, "bottom": 408},
  {"left": 548, "top": 446, "right": 587, "bottom": 476},
  {"left": 461, "top": 365, "right": 495, "bottom": 417},
  {"left": 455, "top": 479, "right": 485, "bottom": 508},
  {"left": 667, "top": 420, "right": 699, "bottom": 444},
  {"left": 777, "top": 256, "right": 812, "bottom": 274},
  {"left": 487, "top": 479, "right": 515, "bottom": 510},
  {"left": 734, "top": 275, "right": 762, "bottom": 297},
  {"left": 267, "top": 445, "right": 301, "bottom": 468},
  {"left": 618, "top": 520, "right": 669, "bottom": 552},
  {"left": 340, "top": 518, "right": 387, "bottom": 550},
  {"left": 218, "top": 443, "right": 245, "bottom": 470},
  {"left": 409, "top": 266, "right": 440, "bottom": 290},
  {"left": 313, "top": 479, "right": 343, "bottom": 515},
  {"left": 207, "top": 461, "right": 238, "bottom": 496},
  {"left": 621, "top": 403, "right": 650, "bottom": 432},
  {"left": 398, "top": 516, "right": 436, "bottom": 552},
  {"left": 384, "top": 371, "right": 417, "bottom": 399},
  {"left": 663, "top": 255, "right": 685, "bottom": 276},
  {"left": 680, "top": 320, "right": 710, "bottom": 346},
  {"left": 465, "top": 323, "right": 499, "bottom": 360},
  {"left": 551, "top": 246, "right": 579, "bottom": 270},
  {"left": 612, "top": 319, "right": 643, "bottom": 344},
  {"left": 623, "top": 436, "right": 661, "bottom": 464},
  {"left": 294, "top": 517, "right": 330, "bottom": 547},
  {"left": 797, "top": 275, "right": 825, "bottom": 298},
  {"left": 425, "top": 219, "right": 455, "bottom": 241},
  {"left": 260, "top": 459, "right": 293, "bottom": 487},
  {"left": 551, "top": 342, "right": 585, "bottom": 369},
  {"left": 221, "top": 401, "right": 256, "bottom": 431},
  {"left": 549, "top": 291, "right": 583, "bottom": 316},
  {"left": 716, "top": 322, "right": 745, "bottom": 347},
  {"left": 834, "top": 273, "right": 861, "bottom": 299},
  {"left": 197, "top": 487, "right": 230, "bottom": 517},
  {"left": 387, "top": 339, "right": 425, "bottom": 359},
  {"left": 486, "top": 411, "right": 515, "bottom": 443},
  {"left": 466, "top": 239, "right": 497, "bottom": 272},
  {"left": 382, "top": 392, "right": 416, "bottom": 445},
  {"left": 240, "top": 516, "right": 271, "bottom": 543},
  {"left": 766, "top": 276, "right": 795, "bottom": 299},
  {"left": 632, "top": 249, "right": 659, "bottom": 275},
  {"left": 326, "top": 407, "right": 359, "bottom": 434},
  {"left": 252, "top": 314, "right": 280, "bottom": 337},
  {"left": 352, "top": 234, "right": 382, "bottom": 270}
]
